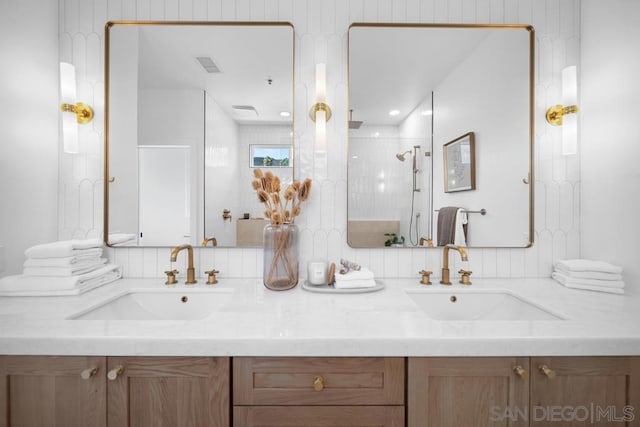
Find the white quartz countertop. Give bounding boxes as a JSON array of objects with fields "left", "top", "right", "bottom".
[{"left": 1, "top": 277, "right": 639, "bottom": 356}]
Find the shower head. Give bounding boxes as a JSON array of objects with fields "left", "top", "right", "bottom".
[
  {"left": 348, "top": 109, "right": 363, "bottom": 129},
  {"left": 396, "top": 150, "right": 412, "bottom": 161}
]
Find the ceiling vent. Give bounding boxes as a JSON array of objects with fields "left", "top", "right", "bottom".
[
  {"left": 232, "top": 105, "right": 259, "bottom": 116},
  {"left": 195, "top": 56, "right": 221, "bottom": 73}
]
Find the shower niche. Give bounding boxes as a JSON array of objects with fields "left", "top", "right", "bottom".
[{"left": 347, "top": 24, "right": 534, "bottom": 248}]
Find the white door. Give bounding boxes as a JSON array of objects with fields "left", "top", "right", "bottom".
[{"left": 138, "top": 146, "right": 191, "bottom": 246}]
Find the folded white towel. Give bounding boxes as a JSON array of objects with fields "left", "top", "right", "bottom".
[
  {"left": 334, "top": 278, "right": 377, "bottom": 289},
  {"left": 23, "top": 253, "right": 103, "bottom": 268},
  {"left": 551, "top": 271, "right": 625, "bottom": 288},
  {"left": 23, "top": 258, "right": 107, "bottom": 277},
  {"left": 333, "top": 267, "right": 376, "bottom": 289},
  {"left": 554, "top": 259, "right": 622, "bottom": 274},
  {"left": 25, "top": 239, "right": 103, "bottom": 259},
  {"left": 552, "top": 272, "right": 625, "bottom": 294},
  {"left": 0, "top": 264, "right": 122, "bottom": 296},
  {"left": 554, "top": 265, "right": 623, "bottom": 281},
  {"left": 335, "top": 268, "right": 375, "bottom": 281}
]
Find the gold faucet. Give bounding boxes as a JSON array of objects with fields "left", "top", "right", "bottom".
[
  {"left": 170, "top": 244, "right": 197, "bottom": 284},
  {"left": 440, "top": 244, "right": 468, "bottom": 285},
  {"left": 201, "top": 237, "right": 218, "bottom": 247}
]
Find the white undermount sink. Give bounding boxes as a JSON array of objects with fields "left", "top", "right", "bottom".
[
  {"left": 69, "top": 288, "right": 234, "bottom": 320},
  {"left": 406, "top": 288, "right": 564, "bottom": 321}
]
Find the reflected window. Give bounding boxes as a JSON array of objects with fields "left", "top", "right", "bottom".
[{"left": 250, "top": 145, "right": 292, "bottom": 167}]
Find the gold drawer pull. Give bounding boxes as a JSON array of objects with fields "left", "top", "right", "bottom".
[
  {"left": 313, "top": 376, "right": 324, "bottom": 391},
  {"left": 513, "top": 365, "right": 529, "bottom": 380},
  {"left": 107, "top": 366, "right": 124, "bottom": 381},
  {"left": 538, "top": 364, "right": 556, "bottom": 379},
  {"left": 80, "top": 367, "right": 98, "bottom": 380}
]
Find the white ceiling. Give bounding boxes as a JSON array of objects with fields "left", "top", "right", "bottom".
[
  {"left": 136, "top": 24, "right": 294, "bottom": 124},
  {"left": 349, "top": 26, "right": 489, "bottom": 127}
]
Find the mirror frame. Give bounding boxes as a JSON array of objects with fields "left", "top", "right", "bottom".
[
  {"left": 103, "top": 21, "right": 295, "bottom": 247},
  {"left": 347, "top": 23, "right": 535, "bottom": 249}
]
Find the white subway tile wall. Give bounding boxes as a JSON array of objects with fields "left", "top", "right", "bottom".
[{"left": 61, "top": 0, "right": 580, "bottom": 280}]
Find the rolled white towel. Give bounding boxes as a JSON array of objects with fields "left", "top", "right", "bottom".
[
  {"left": 554, "top": 259, "right": 622, "bottom": 274},
  {"left": 551, "top": 271, "right": 625, "bottom": 288},
  {"left": 554, "top": 267, "right": 622, "bottom": 281},
  {"left": 0, "top": 264, "right": 122, "bottom": 296},
  {"left": 24, "top": 253, "right": 103, "bottom": 268},
  {"left": 25, "top": 239, "right": 103, "bottom": 259},
  {"left": 552, "top": 272, "right": 624, "bottom": 294},
  {"left": 23, "top": 258, "right": 108, "bottom": 277}
]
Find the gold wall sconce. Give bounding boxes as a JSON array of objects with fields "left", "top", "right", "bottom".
[
  {"left": 309, "top": 63, "right": 331, "bottom": 152},
  {"left": 546, "top": 65, "right": 579, "bottom": 155},
  {"left": 60, "top": 62, "right": 94, "bottom": 153}
]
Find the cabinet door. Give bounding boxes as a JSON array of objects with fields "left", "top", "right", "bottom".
[
  {"left": 0, "top": 355, "right": 106, "bottom": 427},
  {"left": 408, "top": 357, "right": 530, "bottom": 427},
  {"left": 531, "top": 356, "right": 640, "bottom": 426},
  {"left": 107, "top": 357, "right": 229, "bottom": 427},
  {"left": 234, "top": 406, "right": 404, "bottom": 426}
]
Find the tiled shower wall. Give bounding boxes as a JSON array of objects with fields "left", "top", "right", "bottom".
[{"left": 58, "top": 0, "right": 580, "bottom": 279}]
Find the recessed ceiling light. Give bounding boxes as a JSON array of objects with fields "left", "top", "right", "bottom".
[
  {"left": 280, "top": 111, "right": 291, "bottom": 117},
  {"left": 421, "top": 110, "right": 433, "bottom": 116},
  {"left": 389, "top": 109, "right": 400, "bottom": 116}
]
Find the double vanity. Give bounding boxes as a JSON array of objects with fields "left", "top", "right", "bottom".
[{"left": 1, "top": 278, "right": 639, "bottom": 426}]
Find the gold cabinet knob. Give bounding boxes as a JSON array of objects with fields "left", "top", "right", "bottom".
[
  {"left": 513, "top": 365, "right": 529, "bottom": 380},
  {"left": 107, "top": 366, "right": 124, "bottom": 381},
  {"left": 80, "top": 367, "right": 98, "bottom": 380},
  {"left": 313, "top": 376, "right": 324, "bottom": 391},
  {"left": 538, "top": 364, "right": 556, "bottom": 379}
]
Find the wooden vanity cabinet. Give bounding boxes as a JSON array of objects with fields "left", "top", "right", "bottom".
[
  {"left": 408, "top": 357, "right": 530, "bottom": 427},
  {"left": 0, "top": 356, "right": 107, "bottom": 427},
  {"left": 233, "top": 357, "right": 405, "bottom": 427},
  {"left": 0, "top": 356, "right": 230, "bottom": 427},
  {"left": 530, "top": 356, "right": 640, "bottom": 426}
]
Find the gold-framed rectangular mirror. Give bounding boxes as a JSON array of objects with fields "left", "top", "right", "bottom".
[
  {"left": 347, "top": 23, "right": 534, "bottom": 248},
  {"left": 104, "top": 21, "right": 294, "bottom": 248}
]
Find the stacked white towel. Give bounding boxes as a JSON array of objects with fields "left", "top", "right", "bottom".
[
  {"left": 0, "top": 239, "right": 122, "bottom": 296},
  {"left": 334, "top": 267, "right": 376, "bottom": 289},
  {"left": 552, "top": 259, "right": 625, "bottom": 295}
]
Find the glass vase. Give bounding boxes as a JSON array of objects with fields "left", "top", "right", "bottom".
[{"left": 263, "top": 223, "right": 299, "bottom": 290}]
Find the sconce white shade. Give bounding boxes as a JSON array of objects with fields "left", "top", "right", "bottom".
[
  {"left": 60, "top": 62, "right": 78, "bottom": 154},
  {"left": 562, "top": 65, "right": 578, "bottom": 155},
  {"left": 312, "top": 63, "right": 329, "bottom": 152},
  {"left": 315, "top": 63, "right": 326, "bottom": 103}
]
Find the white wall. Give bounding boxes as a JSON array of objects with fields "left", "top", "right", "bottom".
[
  {"left": 433, "top": 30, "right": 530, "bottom": 247},
  {"left": 581, "top": 0, "right": 640, "bottom": 290},
  {"left": 51, "top": 0, "right": 581, "bottom": 280},
  {"left": 0, "top": 1, "right": 59, "bottom": 275}
]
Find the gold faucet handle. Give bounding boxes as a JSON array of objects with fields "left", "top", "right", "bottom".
[
  {"left": 205, "top": 269, "right": 219, "bottom": 285},
  {"left": 419, "top": 270, "right": 432, "bottom": 285},
  {"left": 164, "top": 269, "right": 179, "bottom": 285},
  {"left": 458, "top": 269, "right": 472, "bottom": 285}
]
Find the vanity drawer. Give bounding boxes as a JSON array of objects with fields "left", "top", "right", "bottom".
[
  {"left": 234, "top": 405, "right": 404, "bottom": 426},
  {"left": 233, "top": 357, "right": 404, "bottom": 405}
]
